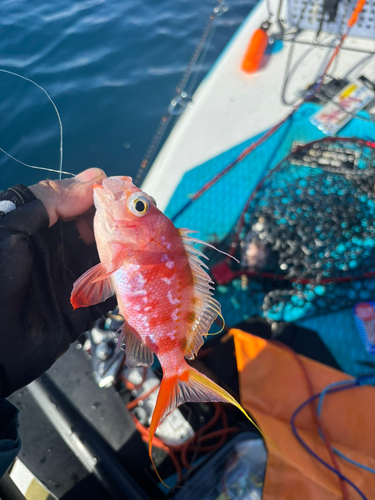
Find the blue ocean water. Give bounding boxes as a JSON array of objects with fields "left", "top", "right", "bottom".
[{"left": 0, "top": 0, "right": 256, "bottom": 190}]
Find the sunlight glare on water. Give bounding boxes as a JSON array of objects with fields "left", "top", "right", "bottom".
[{"left": 0, "top": 0, "right": 257, "bottom": 190}]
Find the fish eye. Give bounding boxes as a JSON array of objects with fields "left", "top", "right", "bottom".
[
  {"left": 135, "top": 199, "right": 147, "bottom": 212},
  {"left": 132, "top": 197, "right": 149, "bottom": 216},
  {"left": 127, "top": 192, "right": 150, "bottom": 217}
]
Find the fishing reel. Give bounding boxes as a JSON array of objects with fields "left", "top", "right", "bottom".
[{"left": 82, "top": 310, "right": 124, "bottom": 388}]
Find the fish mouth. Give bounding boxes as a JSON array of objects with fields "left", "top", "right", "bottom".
[{"left": 98, "top": 176, "right": 133, "bottom": 200}]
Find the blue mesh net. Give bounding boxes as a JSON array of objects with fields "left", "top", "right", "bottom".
[{"left": 166, "top": 103, "right": 375, "bottom": 376}]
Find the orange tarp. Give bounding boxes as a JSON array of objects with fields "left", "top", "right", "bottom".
[{"left": 232, "top": 329, "right": 375, "bottom": 500}]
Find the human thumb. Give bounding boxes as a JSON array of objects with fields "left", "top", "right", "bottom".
[{"left": 29, "top": 168, "right": 107, "bottom": 226}]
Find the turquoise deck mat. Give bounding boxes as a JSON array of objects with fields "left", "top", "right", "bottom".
[{"left": 165, "top": 102, "right": 375, "bottom": 377}]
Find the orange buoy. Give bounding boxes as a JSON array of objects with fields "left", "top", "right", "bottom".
[{"left": 241, "top": 21, "right": 270, "bottom": 74}]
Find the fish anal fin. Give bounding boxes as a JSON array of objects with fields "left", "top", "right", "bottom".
[
  {"left": 71, "top": 263, "right": 115, "bottom": 309},
  {"left": 124, "top": 326, "right": 154, "bottom": 368}
]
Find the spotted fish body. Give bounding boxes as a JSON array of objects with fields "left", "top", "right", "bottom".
[
  {"left": 114, "top": 227, "right": 206, "bottom": 366},
  {"left": 71, "top": 176, "right": 260, "bottom": 478}
]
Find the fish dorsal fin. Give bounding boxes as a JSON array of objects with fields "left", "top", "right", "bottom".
[
  {"left": 124, "top": 325, "right": 154, "bottom": 368},
  {"left": 71, "top": 263, "right": 115, "bottom": 309},
  {"left": 179, "top": 229, "right": 222, "bottom": 360}
]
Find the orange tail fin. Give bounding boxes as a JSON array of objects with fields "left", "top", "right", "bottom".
[{"left": 148, "top": 363, "right": 266, "bottom": 486}]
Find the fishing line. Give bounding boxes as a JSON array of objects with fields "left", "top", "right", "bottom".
[
  {"left": 175, "top": 2, "right": 223, "bottom": 96},
  {"left": 331, "top": 450, "right": 375, "bottom": 476},
  {"left": 266, "top": 0, "right": 274, "bottom": 19},
  {"left": 329, "top": 0, "right": 351, "bottom": 75},
  {"left": 281, "top": 0, "right": 315, "bottom": 106},
  {"left": 0, "top": 147, "right": 73, "bottom": 177},
  {"left": 291, "top": 385, "right": 368, "bottom": 500},
  {"left": 343, "top": 50, "right": 375, "bottom": 81},
  {"left": 186, "top": 20, "right": 218, "bottom": 97},
  {"left": 205, "top": 312, "right": 226, "bottom": 335},
  {"left": 0, "top": 69, "right": 70, "bottom": 179},
  {"left": 316, "top": 375, "right": 375, "bottom": 476},
  {"left": 0, "top": 70, "right": 89, "bottom": 299},
  {"left": 271, "top": 340, "right": 349, "bottom": 499},
  {"left": 290, "top": 38, "right": 375, "bottom": 54},
  {"left": 281, "top": 32, "right": 337, "bottom": 106}
]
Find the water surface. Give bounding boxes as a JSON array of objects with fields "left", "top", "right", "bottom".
[{"left": 0, "top": 0, "right": 256, "bottom": 190}]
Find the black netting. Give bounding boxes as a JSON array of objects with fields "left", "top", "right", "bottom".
[{"left": 208, "top": 138, "right": 375, "bottom": 322}]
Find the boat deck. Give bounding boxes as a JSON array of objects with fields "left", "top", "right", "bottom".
[{"left": 142, "top": 0, "right": 375, "bottom": 211}]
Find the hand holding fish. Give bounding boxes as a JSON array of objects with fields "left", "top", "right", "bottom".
[
  {"left": 29, "top": 167, "right": 107, "bottom": 242},
  {"left": 0, "top": 169, "right": 116, "bottom": 397},
  {"left": 71, "top": 176, "right": 264, "bottom": 482}
]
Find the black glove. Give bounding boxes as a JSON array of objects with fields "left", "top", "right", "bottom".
[{"left": 0, "top": 183, "right": 116, "bottom": 397}]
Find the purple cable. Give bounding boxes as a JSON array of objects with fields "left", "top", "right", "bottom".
[{"left": 290, "top": 383, "right": 368, "bottom": 500}]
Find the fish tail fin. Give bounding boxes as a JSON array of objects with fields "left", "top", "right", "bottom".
[
  {"left": 186, "top": 366, "right": 266, "bottom": 439},
  {"left": 148, "top": 363, "right": 266, "bottom": 486},
  {"left": 148, "top": 374, "right": 180, "bottom": 487}
]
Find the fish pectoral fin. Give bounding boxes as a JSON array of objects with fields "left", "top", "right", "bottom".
[
  {"left": 124, "top": 326, "right": 154, "bottom": 368},
  {"left": 70, "top": 263, "right": 115, "bottom": 309},
  {"left": 91, "top": 242, "right": 128, "bottom": 284}
]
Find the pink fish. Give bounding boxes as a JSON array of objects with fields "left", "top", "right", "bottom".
[{"left": 71, "top": 176, "right": 261, "bottom": 479}]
